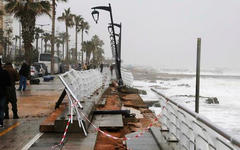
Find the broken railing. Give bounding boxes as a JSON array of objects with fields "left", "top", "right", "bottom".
[
  {"left": 121, "top": 68, "right": 134, "bottom": 87},
  {"left": 151, "top": 88, "right": 240, "bottom": 150},
  {"left": 58, "top": 68, "right": 111, "bottom": 136}
]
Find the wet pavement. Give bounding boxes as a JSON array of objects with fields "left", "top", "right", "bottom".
[{"left": 0, "top": 75, "right": 64, "bottom": 149}]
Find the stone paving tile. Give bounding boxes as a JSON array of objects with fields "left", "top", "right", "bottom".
[
  {"left": 126, "top": 131, "right": 160, "bottom": 150},
  {"left": 0, "top": 118, "right": 44, "bottom": 150}
]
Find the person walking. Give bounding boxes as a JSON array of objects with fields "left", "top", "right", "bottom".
[
  {"left": 110, "top": 64, "right": 113, "bottom": 76},
  {"left": 0, "top": 59, "right": 11, "bottom": 127},
  {"left": 4, "top": 62, "right": 20, "bottom": 119},
  {"left": 100, "top": 64, "right": 104, "bottom": 73},
  {"left": 18, "top": 62, "right": 29, "bottom": 91}
]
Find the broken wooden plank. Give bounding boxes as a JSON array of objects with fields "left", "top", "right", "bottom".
[{"left": 94, "top": 114, "right": 123, "bottom": 129}]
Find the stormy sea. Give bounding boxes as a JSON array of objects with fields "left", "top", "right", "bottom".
[{"left": 131, "top": 67, "right": 240, "bottom": 139}]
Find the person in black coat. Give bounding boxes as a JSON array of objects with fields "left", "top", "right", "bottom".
[
  {"left": 100, "top": 64, "right": 104, "bottom": 73},
  {"left": 0, "top": 59, "right": 11, "bottom": 127},
  {"left": 4, "top": 62, "right": 20, "bottom": 119},
  {"left": 18, "top": 62, "right": 29, "bottom": 91}
]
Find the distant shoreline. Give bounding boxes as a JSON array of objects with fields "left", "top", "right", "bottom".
[{"left": 129, "top": 66, "right": 240, "bottom": 81}]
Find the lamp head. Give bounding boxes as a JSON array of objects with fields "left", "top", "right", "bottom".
[
  {"left": 108, "top": 25, "right": 113, "bottom": 34},
  {"left": 91, "top": 9, "right": 99, "bottom": 24}
]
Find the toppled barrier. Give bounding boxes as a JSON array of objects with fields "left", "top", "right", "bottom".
[
  {"left": 57, "top": 68, "right": 111, "bottom": 135},
  {"left": 121, "top": 68, "right": 134, "bottom": 87}
]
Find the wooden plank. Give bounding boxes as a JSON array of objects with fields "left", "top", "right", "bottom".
[
  {"left": 94, "top": 114, "right": 123, "bottom": 129},
  {"left": 54, "top": 101, "right": 95, "bottom": 133},
  {"left": 39, "top": 103, "right": 66, "bottom": 132}
]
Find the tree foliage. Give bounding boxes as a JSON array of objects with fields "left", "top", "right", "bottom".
[
  {"left": 5, "top": 0, "right": 51, "bottom": 65},
  {"left": 58, "top": 8, "right": 74, "bottom": 63}
]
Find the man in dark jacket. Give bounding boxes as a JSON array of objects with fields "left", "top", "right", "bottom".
[
  {"left": 4, "top": 62, "right": 20, "bottom": 119},
  {"left": 0, "top": 59, "right": 11, "bottom": 127},
  {"left": 18, "top": 62, "right": 29, "bottom": 91}
]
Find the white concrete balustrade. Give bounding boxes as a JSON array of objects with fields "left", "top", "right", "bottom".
[
  {"left": 152, "top": 89, "right": 240, "bottom": 150},
  {"left": 121, "top": 68, "right": 134, "bottom": 87},
  {"left": 59, "top": 68, "right": 111, "bottom": 102}
]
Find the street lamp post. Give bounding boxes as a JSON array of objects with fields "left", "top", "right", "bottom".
[
  {"left": 91, "top": 4, "right": 123, "bottom": 86},
  {"left": 109, "top": 23, "right": 122, "bottom": 70}
]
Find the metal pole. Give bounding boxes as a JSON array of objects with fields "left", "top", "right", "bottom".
[
  {"left": 109, "top": 4, "right": 123, "bottom": 86},
  {"left": 195, "top": 38, "right": 201, "bottom": 113},
  {"left": 119, "top": 23, "right": 122, "bottom": 77}
]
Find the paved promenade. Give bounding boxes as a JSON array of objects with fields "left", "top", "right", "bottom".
[{"left": 0, "top": 77, "right": 63, "bottom": 150}]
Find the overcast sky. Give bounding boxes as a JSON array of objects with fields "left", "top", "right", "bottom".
[{"left": 12, "top": 0, "right": 240, "bottom": 71}]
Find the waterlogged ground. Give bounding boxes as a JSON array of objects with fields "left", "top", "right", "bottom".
[
  {"left": 132, "top": 69, "right": 240, "bottom": 139},
  {"left": 12, "top": 77, "right": 63, "bottom": 118}
]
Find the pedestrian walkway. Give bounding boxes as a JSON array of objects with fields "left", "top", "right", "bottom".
[{"left": 0, "top": 118, "right": 44, "bottom": 150}]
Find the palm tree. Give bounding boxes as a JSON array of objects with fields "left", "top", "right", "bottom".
[
  {"left": 82, "top": 41, "right": 94, "bottom": 65},
  {"left": 80, "top": 20, "right": 89, "bottom": 65},
  {"left": 55, "top": 36, "right": 62, "bottom": 59},
  {"left": 13, "top": 35, "right": 20, "bottom": 57},
  {"left": 50, "top": 0, "right": 67, "bottom": 74},
  {"left": 42, "top": 32, "right": 51, "bottom": 53},
  {"left": 95, "top": 47, "right": 104, "bottom": 64},
  {"left": 91, "top": 35, "right": 104, "bottom": 65},
  {"left": 57, "top": 8, "right": 74, "bottom": 64},
  {"left": 35, "top": 27, "right": 44, "bottom": 54},
  {"left": 5, "top": 28, "right": 12, "bottom": 56},
  {"left": 73, "top": 15, "right": 83, "bottom": 62},
  {"left": 5, "top": 0, "right": 51, "bottom": 65},
  {"left": 58, "top": 32, "right": 67, "bottom": 60}
]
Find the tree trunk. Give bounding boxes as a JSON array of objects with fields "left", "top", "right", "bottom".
[
  {"left": 62, "top": 39, "right": 65, "bottom": 60},
  {"left": 21, "top": 13, "right": 36, "bottom": 65},
  {"left": 44, "top": 40, "right": 47, "bottom": 53},
  {"left": 66, "top": 23, "right": 69, "bottom": 64},
  {"left": 81, "top": 29, "right": 84, "bottom": 65},
  {"left": 93, "top": 48, "right": 96, "bottom": 65},
  {"left": 51, "top": 0, "right": 56, "bottom": 74},
  {"left": 19, "top": 22, "right": 22, "bottom": 56},
  {"left": 75, "top": 25, "right": 78, "bottom": 62},
  {"left": 36, "top": 38, "right": 38, "bottom": 54},
  {"left": 7, "top": 38, "right": 9, "bottom": 55},
  {"left": 15, "top": 38, "right": 18, "bottom": 57},
  {"left": 57, "top": 44, "right": 60, "bottom": 59}
]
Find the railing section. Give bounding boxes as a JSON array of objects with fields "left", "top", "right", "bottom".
[
  {"left": 121, "top": 68, "right": 134, "bottom": 87},
  {"left": 59, "top": 68, "right": 111, "bottom": 102},
  {"left": 151, "top": 88, "right": 240, "bottom": 150}
]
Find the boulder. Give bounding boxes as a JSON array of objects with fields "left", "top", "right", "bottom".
[{"left": 206, "top": 97, "right": 219, "bottom": 104}]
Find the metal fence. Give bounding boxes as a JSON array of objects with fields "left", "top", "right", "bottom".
[{"left": 151, "top": 88, "right": 240, "bottom": 150}]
